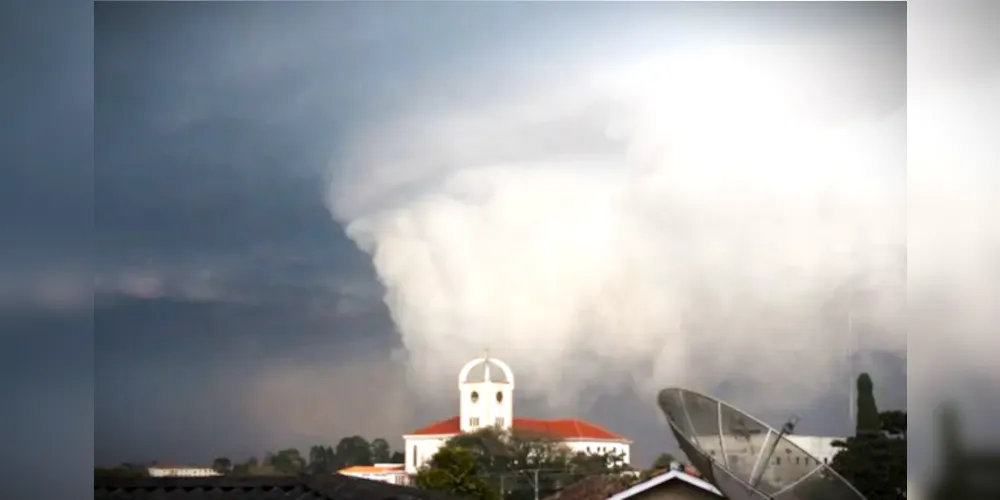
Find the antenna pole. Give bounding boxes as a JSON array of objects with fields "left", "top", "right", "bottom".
[
  {"left": 533, "top": 468, "right": 539, "bottom": 500},
  {"left": 750, "top": 416, "right": 799, "bottom": 489}
]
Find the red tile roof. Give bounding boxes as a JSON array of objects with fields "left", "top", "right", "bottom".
[
  {"left": 408, "top": 416, "right": 462, "bottom": 436},
  {"left": 406, "top": 416, "right": 627, "bottom": 441}
]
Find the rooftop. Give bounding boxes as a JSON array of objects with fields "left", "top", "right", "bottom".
[
  {"left": 407, "top": 416, "right": 628, "bottom": 441},
  {"left": 95, "top": 474, "right": 461, "bottom": 500}
]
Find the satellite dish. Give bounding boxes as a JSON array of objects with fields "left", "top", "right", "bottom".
[{"left": 657, "top": 387, "right": 868, "bottom": 500}]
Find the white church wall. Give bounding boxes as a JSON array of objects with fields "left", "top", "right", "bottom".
[
  {"left": 403, "top": 436, "right": 448, "bottom": 474},
  {"left": 403, "top": 355, "right": 632, "bottom": 475},
  {"left": 458, "top": 356, "right": 515, "bottom": 434}
]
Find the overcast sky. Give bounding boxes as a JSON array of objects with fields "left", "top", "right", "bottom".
[
  {"left": 82, "top": 0, "right": 914, "bottom": 471},
  {"left": 6, "top": 4, "right": 1000, "bottom": 500},
  {"left": 0, "top": 1, "right": 931, "bottom": 493}
]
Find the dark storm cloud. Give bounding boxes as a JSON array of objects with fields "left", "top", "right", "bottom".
[
  {"left": 0, "top": 2, "right": 91, "bottom": 267},
  {"left": 0, "top": 2, "right": 93, "bottom": 499}
]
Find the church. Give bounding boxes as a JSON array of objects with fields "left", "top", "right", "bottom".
[{"left": 402, "top": 354, "right": 632, "bottom": 474}]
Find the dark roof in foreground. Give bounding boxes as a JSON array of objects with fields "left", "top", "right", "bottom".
[
  {"left": 541, "top": 474, "right": 636, "bottom": 500},
  {"left": 95, "top": 474, "right": 464, "bottom": 500}
]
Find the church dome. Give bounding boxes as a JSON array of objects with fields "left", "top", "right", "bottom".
[
  {"left": 458, "top": 355, "right": 515, "bottom": 387},
  {"left": 463, "top": 359, "right": 510, "bottom": 383}
]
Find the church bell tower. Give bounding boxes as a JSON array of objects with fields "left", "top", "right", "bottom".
[{"left": 458, "top": 351, "right": 515, "bottom": 433}]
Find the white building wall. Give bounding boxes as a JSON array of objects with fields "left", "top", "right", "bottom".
[
  {"left": 147, "top": 467, "right": 220, "bottom": 477},
  {"left": 786, "top": 436, "right": 840, "bottom": 465},
  {"left": 459, "top": 381, "right": 514, "bottom": 433},
  {"left": 341, "top": 471, "right": 410, "bottom": 485},
  {"left": 458, "top": 357, "right": 515, "bottom": 434},
  {"left": 403, "top": 436, "right": 448, "bottom": 474},
  {"left": 688, "top": 433, "right": 842, "bottom": 487}
]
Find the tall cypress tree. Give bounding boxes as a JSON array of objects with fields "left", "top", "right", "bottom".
[{"left": 855, "top": 373, "right": 880, "bottom": 436}]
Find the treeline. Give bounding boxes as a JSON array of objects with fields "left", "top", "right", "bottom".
[
  {"left": 95, "top": 435, "right": 404, "bottom": 478},
  {"left": 412, "top": 427, "right": 641, "bottom": 500}
]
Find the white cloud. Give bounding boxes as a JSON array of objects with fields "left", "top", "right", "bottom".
[{"left": 327, "top": 36, "right": 906, "bottom": 415}]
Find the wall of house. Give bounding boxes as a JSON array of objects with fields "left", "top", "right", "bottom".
[
  {"left": 147, "top": 467, "right": 220, "bottom": 477},
  {"left": 341, "top": 471, "right": 410, "bottom": 485},
  {"left": 403, "top": 436, "right": 448, "bottom": 474},
  {"left": 628, "top": 482, "right": 722, "bottom": 500}
]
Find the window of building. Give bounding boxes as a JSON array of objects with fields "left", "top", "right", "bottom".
[
  {"left": 495, "top": 417, "right": 504, "bottom": 427},
  {"left": 469, "top": 417, "right": 480, "bottom": 427},
  {"left": 795, "top": 457, "right": 800, "bottom": 465},
  {"left": 775, "top": 457, "right": 781, "bottom": 465},
  {"left": 412, "top": 446, "right": 417, "bottom": 468},
  {"left": 823, "top": 457, "right": 829, "bottom": 464}
]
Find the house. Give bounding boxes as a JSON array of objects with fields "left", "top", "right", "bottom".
[
  {"left": 146, "top": 465, "right": 221, "bottom": 477},
  {"left": 340, "top": 463, "right": 410, "bottom": 485},
  {"left": 607, "top": 470, "right": 723, "bottom": 500},
  {"left": 94, "top": 474, "right": 462, "bottom": 500},
  {"left": 543, "top": 470, "right": 721, "bottom": 500}
]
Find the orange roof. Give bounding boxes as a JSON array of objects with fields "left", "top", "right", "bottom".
[
  {"left": 406, "top": 416, "right": 626, "bottom": 441},
  {"left": 409, "top": 416, "right": 462, "bottom": 435},
  {"left": 340, "top": 464, "right": 405, "bottom": 474}
]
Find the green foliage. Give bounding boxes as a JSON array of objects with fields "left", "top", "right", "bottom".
[
  {"left": 637, "top": 453, "right": 679, "bottom": 481},
  {"left": 855, "top": 373, "right": 881, "bottom": 436},
  {"left": 336, "top": 435, "right": 374, "bottom": 467},
  {"left": 94, "top": 462, "right": 151, "bottom": 478},
  {"left": 371, "top": 438, "right": 393, "bottom": 463},
  {"left": 265, "top": 448, "right": 308, "bottom": 475},
  {"left": 831, "top": 374, "right": 905, "bottom": 500},
  {"left": 425, "top": 427, "right": 632, "bottom": 500},
  {"left": 307, "top": 445, "right": 337, "bottom": 474},
  {"left": 650, "top": 453, "right": 677, "bottom": 470},
  {"left": 415, "top": 445, "right": 500, "bottom": 500},
  {"left": 143, "top": 435, "right": 407, "bottom": 478},
  {"left": 211, "top": 457, "right": 232, "bottom": 474}
]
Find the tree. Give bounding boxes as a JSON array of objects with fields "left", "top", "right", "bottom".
[
  {"left": 651, "top": 453, "right": 678, "bottom": 470},
  {"left": 436, "top": 427, "right": 628, "bottom": 500},
  {"left": 855, "top": 373, "right": 880, "bottom": 435},
  {"left": 371, "top": 438, "right": 393, "bottom": 463},
  {"left": 638, "top": 453, "right": 679, "bottom": 480},
  {"left": 390, "top": 451, "right": 405, "bottom": 463},
  {"left": 231, "top": 456, "right": 258, "bottom": 476},
  {"left": 264, "top": 448, "right": 306, "bottom": 475},
  {"left": 211, "top": 457, "right": 232, "bottom": 475},
  {"left": 335, "top": 436, "right": 374, "bottom": 467},
  {"left": 95, "top": 463, "right": 150, "bottom": 478},
  {"left": 308, "top": 445, "right": 337, "bottom": 474},
  {"left": 415, "top": 445, "right": 500, "bottom": 500},
  {"left": 829, "top": 374, "right": 905, "bottom": 500}
]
